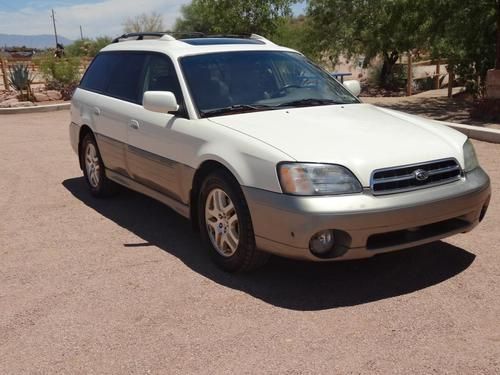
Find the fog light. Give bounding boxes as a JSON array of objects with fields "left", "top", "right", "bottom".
[{"left": 309, "top": 230, "right": 335, "bottom": 255}]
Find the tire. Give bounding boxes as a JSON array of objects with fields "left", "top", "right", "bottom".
[
  {"left": 80, "top": 133, "right": 118, "bottom": 197},
  {"left": 198, "top": 170, "right": 269, "bottom": 272}
]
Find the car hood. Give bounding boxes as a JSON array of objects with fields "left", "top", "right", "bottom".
[{"left": 208, "top": 103, "right": 467, "bottom": 187}]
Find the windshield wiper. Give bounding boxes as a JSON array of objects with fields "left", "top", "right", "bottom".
[
  {"left": 275, "top": 98, "right": 345, "bottom": 108},
  {"left": 200, "top": 104, "right": 273, "bottom": 118}
]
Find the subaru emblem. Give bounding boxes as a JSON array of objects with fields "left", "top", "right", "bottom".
[{"left": 414, "top": 169, "right": 429, "bottom": 181}]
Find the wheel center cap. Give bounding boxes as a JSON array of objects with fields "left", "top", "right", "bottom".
[{"left": 217, "top": 218, "right": 228, "bottom": 234}]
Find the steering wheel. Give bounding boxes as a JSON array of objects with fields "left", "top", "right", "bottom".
[{"left": 273, "top": 84, "right": 303, "bottom": 97}]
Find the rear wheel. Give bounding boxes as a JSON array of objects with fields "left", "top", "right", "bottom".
[
  {"left": 80, "top": 133, "right": 118, "bottom": 197},
  {"left": 198, "top": 170, "right": 269, "bottom": 272}
]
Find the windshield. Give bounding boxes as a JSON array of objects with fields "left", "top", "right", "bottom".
[{"left": 180, "top": 51, "right": 359, "bottom": 117}]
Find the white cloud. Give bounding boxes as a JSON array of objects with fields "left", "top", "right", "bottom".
[{"left": 0, "top": 0, "right": 188, "bottom": 40}]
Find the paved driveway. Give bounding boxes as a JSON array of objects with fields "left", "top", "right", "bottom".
[{"left": 1, "top": 110, "right": 499, "bottom": 374}]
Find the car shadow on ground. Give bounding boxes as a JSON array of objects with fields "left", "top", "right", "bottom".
[
  {"left": 373, "top": 97, "right": 483, "bottom": 125},
  {"left": 63, "top": 177, "right": 476, "bottom": 311}
]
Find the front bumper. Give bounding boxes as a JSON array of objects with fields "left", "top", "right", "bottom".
[{"left": 243, "top": 168, "right": 491, "bottom": 261}]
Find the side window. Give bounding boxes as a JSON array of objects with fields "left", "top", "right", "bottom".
[
  {"left": 80, "top": 52, "right": 146, "bottom": 104},
  {"left": 106, "top": 53, "right": 146, "bottom": 103},
  {"left": 141, "top": 54, "right": 182, "bottom": 103},
  {"left": 80, "top": 53, "right": 117, "bottom": 92}
]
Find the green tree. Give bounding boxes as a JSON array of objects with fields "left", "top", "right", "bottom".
[
  {"left": 273, "top": 16, "right": 310, "bottom": 53},
  {"left": 307, "top": 0, "right": 435, "bottom": 86},
  {"left": 123, "top": 12, "right": 164, "bottom": 33},
  {"left": 432, "top": 0, "right": 498, "bottom": 95},
  {"left": 174, "top": 0, "right": 297, "bottom": 37},
  {"left": 306, "top": 0, "right": 498, "bottom": 91}
]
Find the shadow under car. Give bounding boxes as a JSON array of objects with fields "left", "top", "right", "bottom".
[{"left": 63, "top": 177, "right": 476, "bottom": 311}]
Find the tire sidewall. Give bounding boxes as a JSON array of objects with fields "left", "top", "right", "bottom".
[
  {"left": 80, "top": 134, "right": 106, "bottom": 196},
  {"left": 198, "top": 172, "right": 255, "bottom": 271}
]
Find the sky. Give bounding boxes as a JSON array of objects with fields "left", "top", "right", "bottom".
[{"left": 0, "top": 0, "right": 307, "bottom": 40}]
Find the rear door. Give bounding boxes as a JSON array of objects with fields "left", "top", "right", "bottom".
[{"left": 79, "top": 52, "right": 147, "bottom": 176}]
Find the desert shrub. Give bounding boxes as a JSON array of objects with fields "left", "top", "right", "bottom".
[
  {"left": 65, "top": 39, "right": 92, "bottom": 57},
  {"left": 389, "top": 64, "right": 408, "bottom": 89},
  {"left": 66, "top": 37, "right": 112, "bottom": 57},
  {"left": 415, "top": 76, "right": 435, "bottom": 91},
  {"left": 36, "top": 54, "right": 81, "bottom": 99},
  {"left": 368, "top": 61, "right": 408, "bottom": 90}
]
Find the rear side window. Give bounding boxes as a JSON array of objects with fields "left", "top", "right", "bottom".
[
  {"left": 80, "top": 53, "right": 116, "bottom": 92},
  {"left": 80, "top": 52, "right": 147, "bottom": 104}
]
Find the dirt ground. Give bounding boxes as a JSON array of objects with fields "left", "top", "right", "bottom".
[
  {"left": 363, "top": 94, "right": 500, "bottom": 130},
  {"left": 0, "top": 110, "right": 499, "bottom": 374}
]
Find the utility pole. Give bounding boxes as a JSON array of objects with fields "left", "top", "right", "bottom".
[
  {"left": 50, "top": 9, "right": 59, "bottom": 47},
  {"left": 80, "top": 25, "right": 84, "bottom": 40}
]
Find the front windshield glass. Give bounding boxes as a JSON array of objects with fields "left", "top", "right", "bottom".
[{"left": 180, "top": 51, "right": 359, "bottom": 117}]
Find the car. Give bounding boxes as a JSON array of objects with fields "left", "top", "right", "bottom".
[{"left": 69, "top": 32, "right": 491, "bottom": 272}]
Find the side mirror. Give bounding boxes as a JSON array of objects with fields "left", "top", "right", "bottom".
[
  {"left": 143, "top": 91, "right": 179, "bottom": 114},
  {"left": 343, "top": 80, "right": 361, "bottom": 97}
]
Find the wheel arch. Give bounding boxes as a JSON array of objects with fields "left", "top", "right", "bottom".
[
  {"left": 77, "top": 125, "right": 95, "bottom": 170},
  {"left": 189, "top": 160, "right": 243, "bottom": 231}
]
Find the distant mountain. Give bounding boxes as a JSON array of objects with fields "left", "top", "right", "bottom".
[{"left": 0, "top": 34, "right": 73, "bottom": 49}]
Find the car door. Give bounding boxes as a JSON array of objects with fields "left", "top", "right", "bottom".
[
  {"left": 126, "top": 53, "right": 194, "bottom": 203},
  {"left": 80, "top": 52, "right": 147, "bottom": 177}
]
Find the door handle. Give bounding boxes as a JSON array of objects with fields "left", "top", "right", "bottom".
[
  {"left": 129, "top": 120, "right": 140, "bottom": 130},
  {"left": 93, "top": 107, "right": 101, "bottom": 116}
]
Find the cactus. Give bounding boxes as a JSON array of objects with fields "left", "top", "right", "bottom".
[{"left": 8, "top": 63, "right": 34, "bottom": 101}]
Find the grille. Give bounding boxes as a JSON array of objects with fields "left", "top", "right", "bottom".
[
  {"left": 366, "top": 218, "right": 470, "bottom": 250},
  {"left": 371, "top": 158, "right": 462, "bottom": 195}
]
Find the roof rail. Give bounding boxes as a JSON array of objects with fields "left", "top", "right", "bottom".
[
  {"left": 194, "top": 33, "right": 274, "bottom": 44},
  {"left": 111, "top": 31, "right": 205, "bottom": 43},
  {"left": 249, "top": 33, "right": 274, "bottom": 44},
  {"left": 111, "top": 32, "right": 173, "bottom": 43},
  {"left": 111, "top": 31, "right": 274, "bottom": 44}
]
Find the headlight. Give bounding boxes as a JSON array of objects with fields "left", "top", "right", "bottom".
[
  {"left": 278, "top": 163, "right": 362, "bottom": 195},
  {"left": 463, "top": 139, "right": 479, "bottom": 172}
]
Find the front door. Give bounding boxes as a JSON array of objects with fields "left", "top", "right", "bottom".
[{"left": 126, "top": 53, "right": 192, "bottom": 203}]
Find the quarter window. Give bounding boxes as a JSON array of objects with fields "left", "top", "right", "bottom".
[
  {"left": 106, "top": 53, "right": 146, "bottom": 103},
  {"left": 80, "top": 52, "right": 146, "bottom": 104},
  {"left": 80, "top": 53, "right": 116, "bottom": 93},
  {"left": 141, "top": 54, "right": 182, "bottom": 103}
]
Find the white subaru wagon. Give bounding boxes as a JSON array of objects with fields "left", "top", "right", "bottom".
[{"left": 70, "top": 33, "right": 491, "bottom": 272}]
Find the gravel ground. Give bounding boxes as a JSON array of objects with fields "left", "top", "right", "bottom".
[{"left": 0, "top": 110, "right": 499, "bottom": 374}]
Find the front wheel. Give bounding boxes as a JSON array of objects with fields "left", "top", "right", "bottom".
[{"left": 198, "top": 170, "right": 269, "bottom": 272}]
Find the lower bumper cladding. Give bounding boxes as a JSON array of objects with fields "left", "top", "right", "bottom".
[{"left": 243, "top": 167, "right": 491, "bottom": 261}]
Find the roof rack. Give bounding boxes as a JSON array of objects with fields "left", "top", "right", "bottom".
[
  {"left": 111, "top": 32, "right": 273, "bottom": 45},
  {"left": 183, "top": 33, "right": 273, "bottom": 43},
  {"left": 111, "top": 31, "right": 205, "bottom": 43}
]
